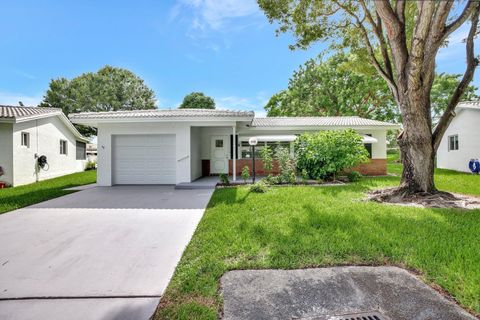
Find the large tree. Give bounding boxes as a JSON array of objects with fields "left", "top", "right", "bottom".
[
  {"left": 258, "top": 0, "right": 480, "bottom": 196},
  {"left": 179, "top": 92, "right": 216, "bottom": 109},
  {"left": 265, "top": 54, "right": 478, "bottom": 126},
  {"left": 39, "top": 65, "right": 156, "bottom": 136},
  {"left": 265, "top": 53, "right": 398, "bottom": 121}
]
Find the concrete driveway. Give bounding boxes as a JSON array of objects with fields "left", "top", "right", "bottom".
[{"left": 0, "top": 186, "right": 214, "bottom": 320}]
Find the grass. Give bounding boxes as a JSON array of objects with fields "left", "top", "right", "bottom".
[
  {"left": 156, "top": 154, "right": 480, "bottom": 319},
  {"left": 0, "top": 170, "right": 96, "bottom": 214}
]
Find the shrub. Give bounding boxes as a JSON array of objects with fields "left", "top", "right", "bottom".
[
  {"left": 219, "top": 173, "right": 229, "bottom": 185},
  {"left": 347, "top": 170, "right": 363, "bottom": 182},
  {"left": 85, "top": 161, "right": 97, "bottom": 171},
  {"left": 264, "top": 174, "right": 279, "bottom": 185},
  {"left": 301, "top": 169, "right": 309, "bottom": 184},
  {"left": 260, "top": 146, "right": 273, "bottom": 175},
  {"left": 250, "top": 180, "right": 268, "bottom": 193},
  {"left": 275, "top": 146, "right": 296, "bottom": 184},
  {"left": 241, "top": 165, "right": 250, "bottom": 183},
  {"left": 295, "top": 129, "right": 369, "bottom": 180}
]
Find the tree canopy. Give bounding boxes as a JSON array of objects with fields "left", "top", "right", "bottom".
[
  {"left": 39, "top": 65, "right": 156, "bottom": 137},
  {"left": 179, "top": 92, "right": 215, "bottom": 109},
  {"left": 265, "top": 53, "right": 478, "bottom": 125}
]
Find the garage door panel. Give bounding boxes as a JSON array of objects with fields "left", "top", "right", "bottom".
[{"left": 112, "top": 135, "right": 176, "bottom": 185}]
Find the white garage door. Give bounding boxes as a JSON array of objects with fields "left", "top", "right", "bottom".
[{"left": 112, "top": 134, "right": 176, "bottom": 185}]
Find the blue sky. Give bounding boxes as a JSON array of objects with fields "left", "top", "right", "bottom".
[{"left": 0, "top": 0, "right": 477, "bottom": 116}]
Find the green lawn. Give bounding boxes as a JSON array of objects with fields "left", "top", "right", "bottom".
[
  {"left": 0, "top": 170, "right": 97, "bottom": 214},
  {"left": 156, "top": 159, "right": 480, "bottom": 319}
]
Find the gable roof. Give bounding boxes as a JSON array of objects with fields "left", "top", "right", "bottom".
[
  {"left": 251, "top": 116, "right": 399, "bottom": 129},
  {"left": 0, "top": 105, "right": 88, "bottom": 142},
  {"left": 69, "top": 108, "right": 255, "bottom": 121},
  {"left": 0, "top": 105, "right": 62, "bottom": 121}
]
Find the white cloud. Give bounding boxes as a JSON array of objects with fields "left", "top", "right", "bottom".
[
  {"left": 215, "top": 92, "right": 269, "bottom": 116},
  {"left": 0, "top": 91, "right": 42, "bottom": 106},
  {"left": 176, "top": 0, "right": 260, "bottom": 31}
]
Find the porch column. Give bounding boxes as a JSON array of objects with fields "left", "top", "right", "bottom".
[{"left": 232, "top": 125, "right": 236, "bottom": 181}]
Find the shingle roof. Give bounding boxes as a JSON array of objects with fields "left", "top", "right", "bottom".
[
  {"left": 69, "top": 108, "right": 255, "bottom": 120},
  {"left": 0, "top": 105, "right": 61, "bottom": 120},
  {"left": 251, "top": 116, "right": 399, "bottom": 127}
]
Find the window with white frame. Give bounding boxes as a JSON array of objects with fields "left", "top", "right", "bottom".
[
  {"left": 60, "top": 140, "right": 68, "bottom": 155},
  {"left": 21, "top": 132, "right": 30, "bottom": 147},
  {"left": 448, "top": 134, "right": 459, "bottom": 151},
  {"left": 239, "top": 141, "right": 291, "bottom": 159}
]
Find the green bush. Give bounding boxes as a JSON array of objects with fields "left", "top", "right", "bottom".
[
  {"left": 250, "top": 180, "right": 269, "bottom": 193},
  {"left": 275, "top": 146, "right": 296, "bottom": 184},
  {"left": 219, "top": 173, "right": 229, "bottom": 185},
  {"left": 260, "top": 146, "right": 273, "bottom": 175},
  {"left": 295, "top": 129, "right": 369, "bottom": 180},
  {"left": 85, "top": 161, "right": 97, "bottom": 171},
  {"left": 241, "top": 165, "right": 250, "bottom": 183},
  {"left": 347, "top": 170, "right": 363, "bottom": 182},
  {"left": 264, "top": 174, "right": 279, "bottom": 185}
]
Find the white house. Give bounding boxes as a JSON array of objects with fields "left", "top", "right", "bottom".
[
  {"left": 437, "top": 101, "right": 480, "bottom": 173},
  {"left": 0, "top": 106, "right": 89, "bottom": 186},
  {"left": 70, "top": 109, "right": 399, "bottom": 186}
]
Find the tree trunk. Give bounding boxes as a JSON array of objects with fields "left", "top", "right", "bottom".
[{"left": 397, "top": 94, "right": 436, "bottom": 193}]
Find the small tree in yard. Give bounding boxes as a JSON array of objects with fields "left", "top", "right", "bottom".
[
  {"left": 241, "top": 165, "right": 250, "bottom": 183},
  {"left": 260, "top": 146, "right": 273, "bottom": 175},
  {"left": 295, "top": 130, "right": 369, "bottom": 181},
  {"left": 275, "top": 146, "right": 296, "bottom": 184}
]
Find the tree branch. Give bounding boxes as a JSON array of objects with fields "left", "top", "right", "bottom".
[
  {"left": 433, "top": 5, "right": 480, "bottom": 151},
  {"left": 443, "top": 0, "right": 477, "bottom": 40},
  {"left": 396, "top": 0, "right": 406, "bottom": 25},
  {"left": 375, "top": 1, "right": 409, "bottom": 82}
]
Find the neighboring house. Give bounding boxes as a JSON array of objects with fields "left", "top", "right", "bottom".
[
  {"left": 437, "top": 101, "right": 480, "bottom": 173},
  {"left": 69, "top": 109, "right": 400, "bottom": 186},
  {"left": 0, "top": 106, "right": 89, "bottom": 186}
]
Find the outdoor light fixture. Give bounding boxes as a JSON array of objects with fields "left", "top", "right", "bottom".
[{"left": 248, "top": 137, "right": 258, "bottom": 183}]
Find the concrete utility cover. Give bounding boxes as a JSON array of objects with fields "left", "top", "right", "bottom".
[{"left": 221, "top": 266, "right": 476, "bottom": 320}]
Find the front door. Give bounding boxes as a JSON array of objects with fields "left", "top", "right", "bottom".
[{"left": 210, "top": 136, "right": 229, "bottom": 174}]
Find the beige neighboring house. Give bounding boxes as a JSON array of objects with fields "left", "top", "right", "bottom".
[
  {"left": 0, "top": 106, "right": 89, "bottom": 187},
  {"left": 70, "top": 109, "right": 399, "bottom": 186}
]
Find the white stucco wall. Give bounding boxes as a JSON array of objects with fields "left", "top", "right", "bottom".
[
  {"left": 437, "top": 108, "right": 480, "bottom": 172},
  {"left": 0, "top": 123, "right": 14, "bottom": 186},
  {"left": 11, "top": 117, "right": 87, "bottom": 186},
  {"left": 190, "top": 126, "right": 202, "bottom": 180},
  {"left": 96, "top": 122, "right": 191, "bottom": 186}
]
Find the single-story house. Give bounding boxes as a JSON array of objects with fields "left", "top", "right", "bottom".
[
  {"left": 70, "top": 109, "right": 399, "bottom": 186},
  {"left": 437, "top": 101, "right": 480, "bottom": 172},
  {"left": 0, "top": 106, "right": 89, "bottom": 186}
]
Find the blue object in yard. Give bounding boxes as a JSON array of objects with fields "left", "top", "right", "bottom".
[{"left": 468, "top": 159, "right": 480, "bottom": 174}]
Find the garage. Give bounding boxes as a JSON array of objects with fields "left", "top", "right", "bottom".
[{"left": 112, "top": 134, "right": 176, "bottom": 185}]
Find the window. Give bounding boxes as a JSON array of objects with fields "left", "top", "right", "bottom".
[
  {"left": 239, "top": 141, "right": 291, "bottom": 159},
  {"left": 21, "top": 132, "right": 30, "bottom": 147},
  {"left": 60, "top": 140, "right": 68, "bottom": 155},
  {"left": 215, "top": 139, "right": 223, "bottom": 148},
  {"left": 76, "top": 141, "right": 86, "bottom": 160},
  {"left": 448, "top": 135, "right": 459, "bottom": 151}
]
